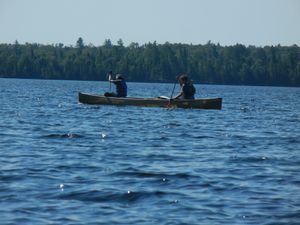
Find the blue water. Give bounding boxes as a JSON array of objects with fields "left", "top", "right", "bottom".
[{"left": 0, "top": 78, "right": 299, "bottom": 225}]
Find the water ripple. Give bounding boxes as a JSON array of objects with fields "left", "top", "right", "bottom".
[
  {"left": 57, "top": 189, "right": 168, "bottom": 204},
  {"left": 43, "top": 133, "right": 84, "bottom": 138}
]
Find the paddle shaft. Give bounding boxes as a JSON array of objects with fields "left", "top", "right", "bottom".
[
  {"left": 108, "top": 74, "right": 112, "bottom": 92},
  {"left": 170, "top": 80, "right": 177, "bottom": 99},
  {"left": 166, "top": 80, "right": 177, "bottom": 108}
]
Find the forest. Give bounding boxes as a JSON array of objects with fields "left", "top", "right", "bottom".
[{"left": 0, "top": 38, "right": 299, "bottom": 86}]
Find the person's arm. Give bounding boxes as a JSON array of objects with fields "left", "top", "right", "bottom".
[
  {"left": 173, "top": 91, "right": 183, "bottom": 99},
  {"left": 109, "top": 79, "right": 122, "bottom": 85}
]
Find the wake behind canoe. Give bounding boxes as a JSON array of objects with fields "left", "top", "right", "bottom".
[{"left": 78, "top": 92, "right": 222, "bottom": 110}]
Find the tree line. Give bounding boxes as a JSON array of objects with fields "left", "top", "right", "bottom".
[{"left": 0, "top": 38, "right": 299, "bottom": 86}]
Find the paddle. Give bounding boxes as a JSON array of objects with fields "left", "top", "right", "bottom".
[
  {"left": 167, "top": 78, "right": 178, "bottom": 107},
  {"left": 170, "top": 80, "right": 177, "bottom": 99},
  {"left": 107, "top": 71, "right": 112, "bottom": 92}
]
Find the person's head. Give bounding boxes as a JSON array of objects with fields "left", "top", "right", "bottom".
[
  {"left": 116, "top": 74, "right": 124, "bottom": 80},
  {"left": 178, "top": 74, "right": 189, "bottom": 84}
]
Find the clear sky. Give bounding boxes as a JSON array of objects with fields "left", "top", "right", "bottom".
[{"left": 0, "top": 0, "right": 299, "bottom": 47}]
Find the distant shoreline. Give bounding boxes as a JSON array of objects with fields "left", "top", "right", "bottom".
[{"left": 1, "top": 40, "right": 299, "bottom": 87}]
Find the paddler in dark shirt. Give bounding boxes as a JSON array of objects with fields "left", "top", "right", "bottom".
[
  {"left": 173, "top": 74, "right": 196, "bottom": 99},
  {"left": 104, "top": 73, "right": 127, "bottom": 97}
]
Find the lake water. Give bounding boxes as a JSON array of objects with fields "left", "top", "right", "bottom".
[{"left": 0, "top": 78, "right": 299, "bottom": 225}]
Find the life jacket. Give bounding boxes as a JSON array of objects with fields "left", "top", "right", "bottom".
[
  {"left": 115, "top": 79, "right": 127, "bottom": 97},
  {"left": 182, "top": 82, "right": 195, "bottom": 99}
]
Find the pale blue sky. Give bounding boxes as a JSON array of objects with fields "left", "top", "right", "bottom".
[{"left": 0, "top": 0, "right": 299, "bottom": 46}]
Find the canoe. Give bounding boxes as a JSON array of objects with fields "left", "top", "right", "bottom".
[{"left": 78, "top": 92, "right": 222, "bottom": 110}]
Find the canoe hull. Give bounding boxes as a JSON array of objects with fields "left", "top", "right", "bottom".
[{"left": 78, "top": 92, "right": 222, "bottom": 110}]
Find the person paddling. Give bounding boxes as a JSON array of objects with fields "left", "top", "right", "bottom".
[
  {"left": 173, "top": 74, "right": 196, "bottom": 99},
  {"left": 104, "top": 72, "right": 127, "bottom": 97}
]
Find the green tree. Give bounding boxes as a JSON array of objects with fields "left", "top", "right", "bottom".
[{"left": 76, "top": 37, "right": 84, "bottom": 49}]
